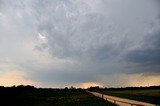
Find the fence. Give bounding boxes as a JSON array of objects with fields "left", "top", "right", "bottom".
[{"left": 87, "top": 91, "right": 155, "bottom": 106}]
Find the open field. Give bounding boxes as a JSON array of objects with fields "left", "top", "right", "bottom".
[
  {"left": 99, "top": 89, "right": 160, "bottom": 105},
  {"left": 0, "top": 86, "right": 117, "bottom": 106}
]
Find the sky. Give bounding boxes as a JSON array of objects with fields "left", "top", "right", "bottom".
[{"left": 0, "top": 0, "right": 160, "bottom": 88}]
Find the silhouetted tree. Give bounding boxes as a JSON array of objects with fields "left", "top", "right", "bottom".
[{"left": 88, "top": 86, "right": 100, "bottom": 91}]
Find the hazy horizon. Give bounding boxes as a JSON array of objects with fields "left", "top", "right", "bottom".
[{"left": 0, "top": 0, "right": 160, "bottom": 88}]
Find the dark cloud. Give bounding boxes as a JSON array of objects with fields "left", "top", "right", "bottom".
[
  {"left": 126, "top": 49, "right": 160, "bottom": 65},
  {"left": 125, "top": 31, "right": 160, "bottom": 74},
  {"left": 1, "top": 0, "right": 160, "bottom": 87},
  {"left": 34, "top": 43, "right": 48, "bottom": 51}
]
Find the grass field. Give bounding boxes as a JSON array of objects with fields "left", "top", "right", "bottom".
[
  {"left": 0, "top": 87, "right": 117, "bottom": 106},
  {"left": 99, "top": 89, "right": 160, "bottom": 105}
]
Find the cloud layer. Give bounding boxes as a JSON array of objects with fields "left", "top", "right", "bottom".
[{"left": 0, "top": 0, "right": 160, "bottom": 87}]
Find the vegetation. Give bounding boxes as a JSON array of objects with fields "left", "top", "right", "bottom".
[
  {"left": 0, "top": 85, "right": 116, "bottom": 106},
  {"left": 89, "top": 86, "right": 160, "bottom": 105}
]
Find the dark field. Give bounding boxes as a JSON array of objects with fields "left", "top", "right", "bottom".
[
  {"left": 0, "top": 86, "right": 116, "bottom": 106},
  {"left": 99, "top": 88, "right": 160, "bottom": 105}
]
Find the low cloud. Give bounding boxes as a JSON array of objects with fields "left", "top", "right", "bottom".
[
  {"left": 0, "top": 70, "right": 36, "bottom": 87},
  {"left": 125, "top": 30, "right": 160, "bottom": 74},
  {"left": 0, "top": 0, "right": 160, "bottom": 87}
]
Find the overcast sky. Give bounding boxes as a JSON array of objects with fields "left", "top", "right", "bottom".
[{"left": 0, "top": 0, "right": 160, "bottom": 88}]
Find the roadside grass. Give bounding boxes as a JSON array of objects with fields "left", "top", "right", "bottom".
[
  {"left": 99, "top": 89, "right": 160, "bottom": 105},
  {"left": 0, "top": 88, "right": 117, "bottom": 106}
]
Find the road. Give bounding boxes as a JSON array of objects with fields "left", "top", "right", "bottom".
[{"left": 87, "top": 91, "right": 156, "bottom": 106}]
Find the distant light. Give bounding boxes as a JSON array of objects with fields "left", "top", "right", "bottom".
[{"left": 38, "top": 33, "right": 46, "bottom": 41}]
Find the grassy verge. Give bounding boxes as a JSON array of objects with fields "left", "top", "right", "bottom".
[
  {"left": 99, "top": 89, "right": 160, "bottom": 105},
  {"left": 0, "top": 88, "right": 117, "bottom": 106}
]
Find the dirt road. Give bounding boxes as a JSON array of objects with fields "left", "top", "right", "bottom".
[{"left": 87, "top": 91, "right": 156, "bottom": 106}]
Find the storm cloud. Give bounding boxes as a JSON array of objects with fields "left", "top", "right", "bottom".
[{"left": 0, "top": 0, "right": 160, "bottom": 88}]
